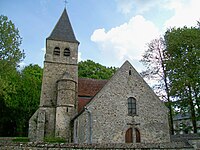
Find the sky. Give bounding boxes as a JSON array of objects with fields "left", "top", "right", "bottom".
[{"left": 0, "top": 0, "right": 200, "bottom": 72}]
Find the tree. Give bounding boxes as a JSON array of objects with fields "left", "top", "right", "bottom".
[
  {"left": 0, "top": 65, "right": 42, "bottom": 136},
  {"left": 164, "top": 26, "right": 200, "bottom": 133},
  {"left": 78, "top": 60, "right": 117, "bottom": 79},
  {"left": 0, "top": 15, "right": 25, "bottom": 136},
  {"left": 0, "top": 15, "right": 25, "bottom": 100},
  {"left": 15, "top": 64, "right": 42, "bottom": 136},
  {"left": 0, "top": 15, "right": 25, "bottom": 69},
  {"left": 0, "top": 65, "right": 20, "bottom": 136},
  {"left": 140, "top": 37, "right": 174, "bottom": 134}
]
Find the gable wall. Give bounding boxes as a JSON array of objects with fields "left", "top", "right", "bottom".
[{"left": 75, "top": 61, "right": 170, "bottom": 144}]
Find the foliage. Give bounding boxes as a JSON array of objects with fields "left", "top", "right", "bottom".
[
  {"left": 140, "top": 37, "right": 168, "bottom": 100},
  {"left": 14, "top": 64, "right": 42, "bottom": 135},
  {"left": 140, "top": 37, "right": 174, "bottom": 134},
  {"left": 0, "top": 14, "right": 42, "bottom": 137},
  {"left": 0, "top": 15, "right": 25, "bottom": 68},
  {"left": 0, "top": 64, "right": 42, "bottom": 136},
  {"left": 164, "top": 26, "right": 200, "bottom": 133},
  {"left": 141, "top": 24, "right": 200, "bottom": 134},
  {"left": 0, "top": 15, "right": 24, "bottom": 107},
  {"left": 78, "top": 60, "right": 117, "bottom": 79}
]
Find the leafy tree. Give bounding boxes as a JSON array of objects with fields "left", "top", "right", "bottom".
[
  {"left": 140, "top": 37, "right": 174, "bottom": 134},
  {"left": 0, "top": 15, "right": 43, "bottom": 136},
  {"left": 15, "top": 64, "right": 42, "bottom": 135},
  {"left": 164, "top": 26, "right": 200, "bottom": 133},
  {"left": 0, "top": 65, "right": 20, "bottom": 136},
  {"left": 0, "top": 64, "right": 42, "bottom": 136},
  {"left": 0, "top": 15, "right": 24, "bottom": 101},
  {"left": 0, "top": 15, "right": 25, "bottom": 69},
  {"left": 78, "top": 60, "right": 117, "bottom": 79},
  {"left": 0, "top": 15, "right": 25, "bottom": 136}
]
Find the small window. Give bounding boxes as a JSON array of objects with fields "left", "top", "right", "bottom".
[
  {"left": 64, "top": 48, "right": 70, "bottom": 56},
  {"left": 128, "top": 97, "right": 136, "bottom": 116},
  {"left": 54, "top": 47, "right": 60, "bottom": 55},
  {"left": 129, "top": 70, "right": 132, "bottom": 75}
]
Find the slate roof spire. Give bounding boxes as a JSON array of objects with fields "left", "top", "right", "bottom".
[{"left": 47, "top": 8, "right": 79, "bottom": 43}]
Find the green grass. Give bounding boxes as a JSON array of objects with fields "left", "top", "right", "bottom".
[
  {"left": 12, "top": 137, "right": 29, "bottom": 142},
  {"left": 44, "top": 136, "right": 66, "bottom": 143}
]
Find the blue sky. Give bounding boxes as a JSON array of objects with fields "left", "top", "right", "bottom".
[{"left": 0, "top": 0, "right": 199, "bottom": 72}]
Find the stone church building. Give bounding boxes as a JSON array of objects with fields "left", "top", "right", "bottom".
[{"left": 29, "top": 8, "right": 170, "bottom": 144}]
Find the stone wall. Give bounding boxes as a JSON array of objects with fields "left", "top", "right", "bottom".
[
  {"left": 45, "top": 40, "right": 78, "bottom": 65},
  {"left": 40, "top": 62, "right": 78, "bottom": 107},
  {"left": 1, "top": 135, "right": 199, "bottom": 150},
  {"left": 29, "top": 107, "right": 56, "bottom": 141},
  {"left": 29, "top": 38, "right": 78, "bottom": 142},
  {"left": 75, "top": 61, "right": 170, "bottom": 144},
  {"left": 0, "top": 142, "right": 194, "bottom": 150}
]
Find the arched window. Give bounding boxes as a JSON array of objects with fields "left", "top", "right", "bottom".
[
  {"left": 128, "top": 97, "right": 136, "bottom": 116},
  {"left": 64, "top": 48, "right": 70, "bottom": 56},
  {"left": 54, "top": 47, "right": 60, "bottom": 55},
  {"left": 129, "top": 70, "right": 132, "bottom": 75}
]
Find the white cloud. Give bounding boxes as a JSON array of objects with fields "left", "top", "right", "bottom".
[
  {"left": 18, "top": 61, "right": 26, "bottom": 70},
  {"left": 115, "top": 0, "right": 166, "bottom": 14},
  {"left": 91, "top": 15, "right": 160, "bottom": 69},
  {"left": 78, "top": 52, "right": 82, "bottom": 62},
  {"left": 116, "top": 0, "right": 134, "bottom": 14},
  {"left": 90, "top": 0, "right": 199, "bottom": 70},
  {"left": 165, "top": 0, "right": 183, "bottom": 10},
  {"left": 41, "top": 47, "right": 46, "bottom": 52},
  {"left": 164, "top": 0, "right": 200, "bottom": 28}
]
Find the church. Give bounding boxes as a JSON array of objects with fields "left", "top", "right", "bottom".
[{"left": 29, "top": 8, "right": 170, "bottom": 144}]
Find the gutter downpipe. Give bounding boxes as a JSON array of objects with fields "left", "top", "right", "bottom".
[{"left": 85, "top": 107, "right": 92, "bottom": 144}]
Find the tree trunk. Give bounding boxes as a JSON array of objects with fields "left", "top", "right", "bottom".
[
  {"left": 194, "top": 88, "right": 200, "bottom": 117},
  {"left": 188, "top": 85, "right": 197, "bottom": 133},
  {"left": 159, "top": 47, "right": 174, "bottom": 135}
]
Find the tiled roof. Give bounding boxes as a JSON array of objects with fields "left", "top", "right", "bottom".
[
  {"left": 47, "top": 8, "right": 79, "bottom": 43},
  {"left": 78, "top": 78, "right": 107, "bottom": 97},
  {"left": 78, "top": 97, "right": 91, "bottom": 113},
  {"left": 77, "top": 78, "right": 107, "bottom": 112}
]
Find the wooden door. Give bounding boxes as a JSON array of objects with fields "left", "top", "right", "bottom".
[
  {"left": 135, "top": 128, "right": 141, "bottom": 143},
  {"left": 125, "top": 128, "right": 133, "bottom": 143}
]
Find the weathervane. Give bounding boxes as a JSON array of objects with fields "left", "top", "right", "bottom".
[{"left": 64, "top": 0, "right": 68, "bottom": 8}]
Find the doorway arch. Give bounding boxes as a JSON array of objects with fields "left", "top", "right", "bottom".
[{"left": 125, "top": 128, "right": 141, "bottom": 143}]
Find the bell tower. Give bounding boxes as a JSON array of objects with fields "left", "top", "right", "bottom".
[{"left": 29, "top": 8, "right": 79, "bottom": 142}]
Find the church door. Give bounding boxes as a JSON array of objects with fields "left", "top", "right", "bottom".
[
  {"left": 125, "top": 128, "right": 133, "bottom": 143},
  {"left": 135, "top": 128, "right": 141, "bottom": 143}
]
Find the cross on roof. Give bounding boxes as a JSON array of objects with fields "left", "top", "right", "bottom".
[{"left": 64, "top": 0, "right": 68, "bottom": 8}]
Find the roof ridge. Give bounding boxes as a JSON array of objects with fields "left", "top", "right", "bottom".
[{"left": 78, "top": 78, "right": 108, "bottom": 81}]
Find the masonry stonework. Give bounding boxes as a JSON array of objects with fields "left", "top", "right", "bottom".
[
  {"left": 29, "top": 8, "right": 79, "bottom": 142},
  {"left": 29, "top": 8, "right": 172, "bottom": 145},
  {"left": 73, "top": 61, "right": 170, "bottom": 144}
]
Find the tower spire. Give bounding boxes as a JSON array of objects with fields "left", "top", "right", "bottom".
[{"left": 47, "top": 8, "right": 79, "bottom": 43}]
